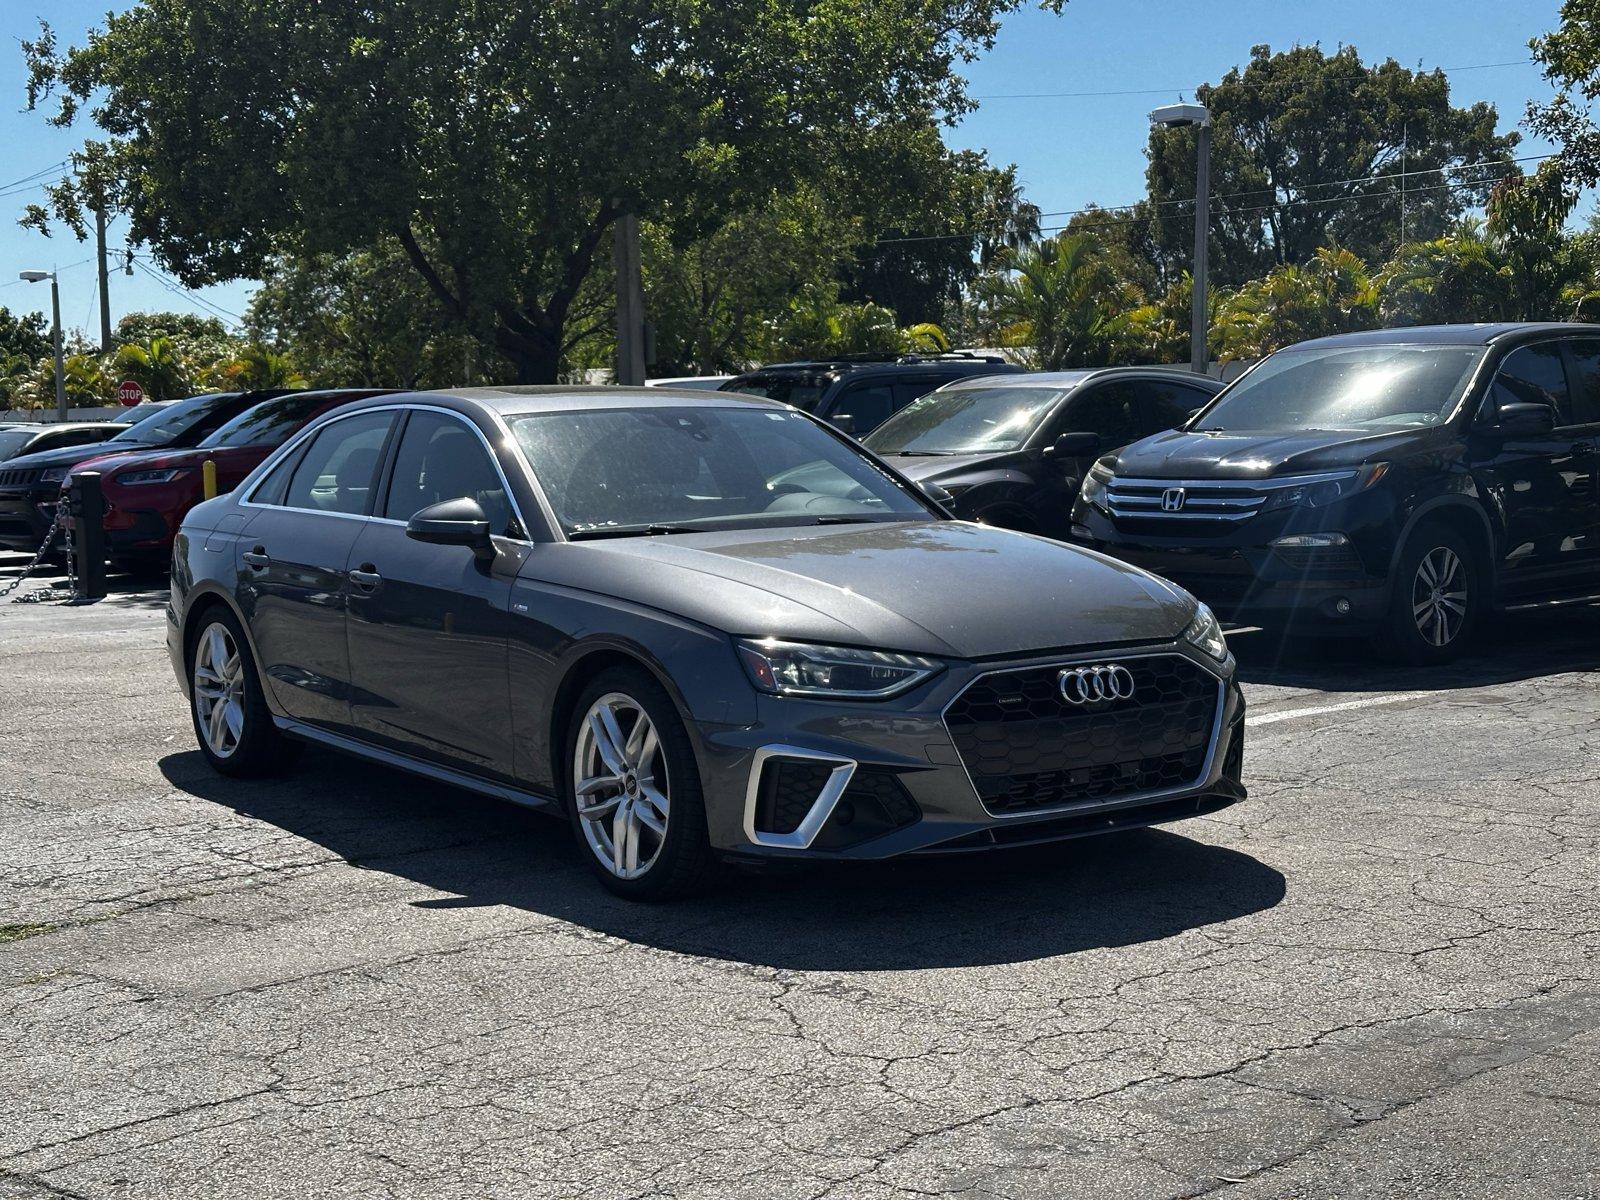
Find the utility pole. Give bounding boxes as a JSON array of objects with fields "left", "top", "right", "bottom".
[
  {"left": 1399, "top": 124, "right": 1408, "bottom": 249},
  {"left": 613, "top": 212, "right": 647, "bottom": 386},
  {"left": 94, "top": 206, "right": 113, "bottom": 352}
]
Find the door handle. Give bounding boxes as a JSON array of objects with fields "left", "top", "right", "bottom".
[
  {"left": 242, "top": 548, "right": 270, "bottom": 569},
  {"left": 348, "top": 566, "right": 383, "bottom": 591}
]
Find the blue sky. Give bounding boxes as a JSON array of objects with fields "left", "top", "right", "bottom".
[{"left": 0, "top": 0, "right": 1572, "bottom": 340}]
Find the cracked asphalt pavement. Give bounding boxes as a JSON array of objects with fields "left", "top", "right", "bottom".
[{"left": 1, "top": 558, "right": 1598, "bottom": 1199}]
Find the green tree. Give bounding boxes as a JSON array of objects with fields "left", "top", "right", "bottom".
[
  {"left": 245, "top": 242, "right": 498, "bottom": 387},
  {"left": 1215, "top": 247, "right": 1380, "bottom": 360},
  {"left": 114, "top": 335, "right": 192, "bottom": 401},
  {"left": 1530, "top": 1, "right": 1600, "bottom": 185},
  {"left": 25, "top": 0, "right": 1062, "bottom": 383},
  {"left": 1375, "top": 222, "right": 1510, "bottom": 326},
  {"left": 974, "top": 233, "right": 1137, "bottom": 369},
  {"left": 1146, "top": 45, "right": 1517, "bottom": 286},
  {"left": 0, "top": 307, "right": 51, "bottom": 364},
  {"left": 210, "top": 344, "right": 308, "bottom": 391}
]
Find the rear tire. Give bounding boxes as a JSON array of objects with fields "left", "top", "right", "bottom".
[
  {"left": 563, "top": 666, "right": 721, "bottom": 901},
  {"left": 187, "top": 607, "right": 299, "bottom": 777},
  {"left": 1383, "top": 521, "right": 1482, "bottom": 665}
]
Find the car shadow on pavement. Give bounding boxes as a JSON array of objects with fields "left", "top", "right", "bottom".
[
  {"left": 1230, "top": 604, "right": 1600, "bottom": 693},
  {"left": 159, "top": 749, "right": 1284, "bottom": 972}
]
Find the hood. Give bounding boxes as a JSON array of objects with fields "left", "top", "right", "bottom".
[
  {"left": 1108, "top": 426, "right": 1444, "bottom": 479},
  {"left": 0, "top": 440, "right": 164, "bottom": 474},
  {"left": 64, "top": 445, "right": 252, "bottom": 480},
  {"left": 529, "top": 520, "right": 1194, "bottom": 658},
  {"left": 879, "top": 451, "right": 1019, "bottom": 485}
]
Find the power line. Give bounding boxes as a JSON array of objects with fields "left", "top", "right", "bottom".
[
  {"left": 871, "top": 156, "right": 1547, "bottom": 247},
  {"left": 131, "top": 257, "right": 245, "bottom": 325},
  {"left": 0, "top": 160, "right": 67, "bottom": 193},
  {"left": 972, "top": 58, "right": 1536, "bottom": 101}
]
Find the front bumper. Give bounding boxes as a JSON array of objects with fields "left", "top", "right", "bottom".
[
  {"left": 1071, "top": 504, "right": 1393, "bottom": 628},
  {"left": 0, "top": 487, "right": 58, "bottom": 553},
  {"left": 692, "top": 640, "right": 1245, "bottom": 861}
]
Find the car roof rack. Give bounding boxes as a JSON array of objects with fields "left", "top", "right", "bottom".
[{"left": 759, "top": 351, "right": 1010, "bottom": 370}]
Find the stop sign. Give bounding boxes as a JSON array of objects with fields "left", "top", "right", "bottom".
[{"left": 116, "top": 380, "right": 145, "bottom": 407}]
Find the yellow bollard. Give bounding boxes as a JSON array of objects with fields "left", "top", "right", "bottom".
[{"left": 202, "top": 459, "right": 217, "bottom": 500}]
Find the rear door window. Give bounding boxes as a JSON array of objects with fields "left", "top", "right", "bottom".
[{"left": 1561, "top": 340, "right": 1600, "bottom": 426}]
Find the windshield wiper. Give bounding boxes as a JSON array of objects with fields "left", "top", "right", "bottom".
[
  {"left": 567, "top": 523, "right": 701, "bottom": 541},
  {"left": 811, "top": 515, "right": 892, "bottom": 525}
]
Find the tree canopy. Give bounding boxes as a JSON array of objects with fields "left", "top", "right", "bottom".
[
  {"left": 24, "top": 0, "right": 1062, "bottom": 383},
  {"left": 1145, "top": 44, "right": 1518, "bottom": 286}
]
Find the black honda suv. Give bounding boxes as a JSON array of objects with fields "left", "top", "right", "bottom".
[
  {"left": 1071, "top": 323, "right": 1600, "bottom": 663},
  {"left": 720, "top": 353, "right": 1021, "bottom": 436}
]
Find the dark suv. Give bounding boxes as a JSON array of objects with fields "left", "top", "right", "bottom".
[
  {"left": 720, "top": 354, "right": 1022, "bottom": 437},
  {"left": 1071, "top": 323, "right": 1600, "bottom": 663}
]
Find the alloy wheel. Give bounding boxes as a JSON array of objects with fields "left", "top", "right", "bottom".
[
  {"left": 193, "top": 622, "right": 246, "bottom": 759},
  {"left": 1411, "top": 546, "right": 1467, "bottom": 648},
  {"left": 572, "top": 692, "right": 670, "bottom": 880}
]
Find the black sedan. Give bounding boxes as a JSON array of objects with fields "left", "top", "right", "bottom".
[
  {"left": 169, "top": 387, "right": 1245, "bottom": 900},
  {"left": 863, "top": 369, "right": 1221, "bottom": 539}
]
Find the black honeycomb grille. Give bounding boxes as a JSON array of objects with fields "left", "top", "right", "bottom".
[
  {"left": 756, "top": 759, "right": 835, "bottom": 835},
  {"left": 945, "top": 655, "right": 1219, "bottom": 815}
]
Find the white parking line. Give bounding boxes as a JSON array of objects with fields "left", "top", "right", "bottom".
[{"left": 1245, "top": 691, "right": 1439, "bottom": 727}]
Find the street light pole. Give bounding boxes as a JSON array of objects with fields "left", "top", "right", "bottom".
[
  {"left": 1150, "top": 103, "right": 1213, "bottom": 376},
  {"left": 1191, "top": 119, "right": 1211, "bottom": 376},
  {"left": 19, "top": 270, "right": 67, "bottom": 421}
]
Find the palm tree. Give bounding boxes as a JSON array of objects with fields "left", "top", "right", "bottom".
[
  {"left": 114, "top": 335, "right": 192, "bottom": 401},
  {"left": 216, "top": 343, "right": 308, "bottom": 390},
  {"left": 976, "top": 234, "right": 1134, "bottom": 369}
]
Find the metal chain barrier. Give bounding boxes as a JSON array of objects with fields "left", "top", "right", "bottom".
[{"left": 1, "top": 503, "right": 75, "bottom": 605}]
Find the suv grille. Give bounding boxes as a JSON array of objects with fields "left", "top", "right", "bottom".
[
  {"left": 0, "top": 467, "right": 42, "bottom": 488},
  {"left": 1105, "top": 477, "right": 1266, "bottom": 522},
  {"left": 944, "top": 654, "right": 1221, "bottom": 816}
]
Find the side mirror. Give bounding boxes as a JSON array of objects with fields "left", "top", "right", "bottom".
[
  {"left": 919, "top": 480, "right": 955, "bottom": 506},
  {"left": 1489, "top": 402, "right": 1556, "bottom": 437},
  {"left": 406, "top": 496, "right": 494, "bottom": 557},
  {"left": 830, "top": 413, "right": 857, "bottom": 436},
  {"left": 1045, "top": 431, "right": 1099, "bottom": 458}
]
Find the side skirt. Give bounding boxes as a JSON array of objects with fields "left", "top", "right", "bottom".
[{"left": 274, "top": 717, "right": 559, "bottom": 813}]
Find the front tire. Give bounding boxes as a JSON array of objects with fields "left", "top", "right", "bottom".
[
  {"left": 187, "top": 608, "right": 297, "bottom": 777},
  {"left": 1384, "top": 522, "right": 1482, "bottom": 665},
  {"left": 563, "top": 666, "right": 719, "bottom": 901}
]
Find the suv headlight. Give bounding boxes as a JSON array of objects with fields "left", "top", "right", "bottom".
[
  {"left": 115, "top": 467, "right": 193, "bottom": 487},
  {"left": 736, "top": 639, "right": 943, "bottom": 699},
  {"left": 1079, "top": 461, "right": 1114, "bottom": 510},
  {"left": 1182, "top": 602, "right": 1229, "bottom": 662},
  {"left": 1259, "top": 464, "right": 1388, "bottom": 513},
  {"left": 40, "top": 467, "right": 68, "bottom": 485}
]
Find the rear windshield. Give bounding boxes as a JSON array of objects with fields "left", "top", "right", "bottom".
[
  {"left": 113, "top": 403, "right": 169, "bottom": 426},
  {"left": 201, "top": 393, "right": 328, "bottom": 449},
  {"left": 106, "top": 393, "right": 240, "bottom": 446},
  {"left": 719, "top": 372, "right": 832, "bottom": 412}
]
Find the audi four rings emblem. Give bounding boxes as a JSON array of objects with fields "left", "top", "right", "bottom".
[
  {"left": 1057, "top": 664, "right": 1137, "bottom": 705},
  {"left": 1161, "top": 487, "right": 1187, "bottom": 512}
]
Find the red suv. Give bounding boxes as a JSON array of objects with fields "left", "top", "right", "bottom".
[{"left": 67, "top": 389, "right": 398, "bottom": 570}]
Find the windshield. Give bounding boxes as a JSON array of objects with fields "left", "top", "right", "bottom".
[
  {"left": 0, "top": 429, "right": 39, "bottom": 460},
  {"left": 865, "top": 386, "right": 1067, "bottom": 454},
  {"left": 719, "top": 372, "right": 831, "bottom": 412},
  {"left": 113, "top": 403, "right": 167, "bottom": 426},
  {"left": 201, "top": 393, "right": 325, "bottom": 449},
  {"left": 1194, "top": 345, "right": 1486, "bottom": 433},
  {"left": 107, "top": 393, "right": 238, "bottom": 446},
  {"left": 511, "top": 406, "right": 933, "bottom": 537}
]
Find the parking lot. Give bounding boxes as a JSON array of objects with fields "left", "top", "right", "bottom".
[{"left": 1, "top": 551, "right": 1597, "bottom": 1200}]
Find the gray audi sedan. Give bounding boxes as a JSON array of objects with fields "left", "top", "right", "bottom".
[{"left": 168, "top": 387, "right": 1246, "bottom": 899}]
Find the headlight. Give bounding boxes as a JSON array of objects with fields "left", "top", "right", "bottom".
[
  {"left": 1079, "top": 462, "right": 1114, "bottom": 510},
  {"left": 115, "top": 467, "right": 193, "bottom": 487},
  {"left": 736, "top": 639, "right": 943, "bottom": 699},
  {"left": 1259, "top": 464, "right": 1388, "bottom": 513},
  {"left": 40, "top": 467, "right": 67, "bottom": 484},
  {"left": 1182, "top": 602, "right": 1229, "bottom": 662}
]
